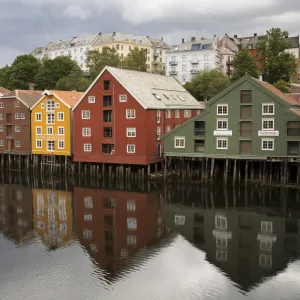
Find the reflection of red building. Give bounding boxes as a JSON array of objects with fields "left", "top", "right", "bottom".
[{"left": 74, "top": 187, "right": 164, "bottom": 276}]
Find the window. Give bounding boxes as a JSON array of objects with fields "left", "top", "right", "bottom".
[
  {"left": 59, "top": 210, "right": 67, "bottom": 221},
  {"left": 215, "top": 215, "right": 227, "bottom": 229},
  {"left": 126, "top": 109, "right": 135, "bottom": 119},
  {"left": 127, "top": 144, "right": 135, "bottom": 153},
  {"left": 36, "top": 127, "right": 42, "bottom": 135},
  {"left": 260, "top": 240, "right": 273, "bottom": 252},
  {"left": 166, "top": 110, "right": 171, "bottom": 118},
  {"left": 15, "top": 113, "right": 21, "bottom": 119},
  {"left": 0, "top": 103, "right": 3, "bottom": 108},
  {"left": 84, "top": 143, "right": 92, "bottom": 152},
  {"left": 47, "top": 126, "right": 53, "bottom": 135},
  {"left": 262, "top": 139, "right": 274, "bottom": 151},
  {"left": 46, "top": 100, "right": 55, "bottom": 111},
  {"left": 55, "top": 103, "right": 60, "bottom": 108},
  {"left": 262, "top": 104, "right": 274, "bottom": 115},
  {"left": 41, "top": 104, "right": 44, "bottom": 109},
  {"left": 103, "top": 110, "right": 112, "bottom": 122},
  {"left": 83, "top": 229, "right": 92, "bottom": 240},
  {"left": 175, "top": 110, "right": 179, "bottom": 118},
  {"left": 259, "top": 254, "right": 272, "bottom": 268},
  {"left": 47, "top": 114, "right": 54, "bottom": 124},
  {"left": 103, "top": 96, "right": 112, "bottom": 106},
  {"left": 15, "top": 140, "right": 21, "bottom": 147},
  {"left": 127, "top": 218, "right": 137, "bottom": 230},
  {"left": 174, "top": 215, "right": 185, "bottom": 225},
  {"left": 82, "top": 110, "right": 90, "bottom": 119},
  {"left": 184, "top": 110, "right": 191, "bottom": 118},
  {"left": 20, "top": 113, "right": 25, "bottom": 119},
  {"left": 36, "top": 140, "right": 42, "bottom": 148},
  {"left": 104, "top": 80, "right": 110, "bottom": 90},
  {"left": 262, "top": 119, "right": 274, "bottom": 130},
  {"left": 0, "top": 140, "right": 4, "bottom": 146},
  {"left": 88, "top": 96, "right": 95, "bottom": 103},
  {"left": 127, "top": 235, "right": 137, "bottom": 246},
  {"left": 217, "top": 138, "right": 228, "bottom": 149},
  {"left": 204, "top": 63, "right": 210, "bottom": 70},
  {"left": 84, "top": 214, "right": 92, "bottom": 221},
  {"left": 58, "top": 127, "right": 64, "bottom": 135},
  {"left": 261, "top": 221, "right": 273, "bottom": 233},
  {"left": 84, "top": 196, "right": 93, "bottom": 208},
  {"left": 182, "top": 55, "right": 187, "bottom": 62},
  {"left": 217, "top": 104, "right": 228, "bottom": 115},
  {"left": 204, "top": 53, "right": 209, "bottom": 61},
  {"left": 0, "top": 125, "right": 3, "bottom": 132},
  {"left": 216, "top": 237, "right": 228, "bottom": 249},
  {"left": 217, "top": 119, "right": 228, "bottom": 130},
  {"left": 182, "top": 65, "right": 187, "bottom": 72},
  {"left": 104, "top": 127, "right": 112, "bottom": 137},
  {"left": 119, "top": 94, "right": 127, "bottom": 102},
  {"left": 82, "top": 128, "right": 91, "bottom": 136},
  {"left": 127, "top": 200, "right": 136, "bottom": 212},
  {"left": 0, "top": 113, "right": 3, "bottom": 120},
  {"left": 15, "top": 126, "right": 20, "bottom": 132},
  {"left": 58, "top": 140, "right": 64, "bottom": 149},
  {"left": 57, "top": 112, "right": 64, "bottom": 121},
  {"left": 174, "top": 137, "right": 185, "bottom": 148},
  {"left": 47, "top": 140, "right": 54, "bottom": 151},
  {"left": 240, "top": 90, "right": 252, "bottom": 103},
  {"left": 166, "top": 125, "right": 171, "bottom": 133},
  {"left": 127, "top": 128, "right": 136, "bottom": 137},
  {"left": 216, "top": 250, "right": 227, "bottom": 262}
]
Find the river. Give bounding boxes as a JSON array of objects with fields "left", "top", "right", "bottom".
[{"left": 1, "top": 178, "right": 300, "bottom": 300}]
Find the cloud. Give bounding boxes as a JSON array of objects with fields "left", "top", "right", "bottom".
[{"left": 63, "top": 4, "right": 92, "bottom": 21}]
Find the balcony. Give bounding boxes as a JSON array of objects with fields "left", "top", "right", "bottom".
[
  {"left": 190, "top": 60, "right": 199, "bottom": 64},
  {"left": 191, "top": 69, "right": 199, "bottom": 74},
  {"left": 226, "top": 60, "right": 234, "bottom": 65},
  {"left": 169, "top": 70, "right": 178, "bottom": 75},
  {"left": 169, "top": 61, "right": 178, "bottom": 66}
]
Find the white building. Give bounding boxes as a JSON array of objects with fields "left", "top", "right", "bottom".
[{"left": 165, "top": 37, "right": 221, "bottom": 84}]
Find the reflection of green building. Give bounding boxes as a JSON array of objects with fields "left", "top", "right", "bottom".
[{"left": 165, "top": 203, "right": 300, "bottom": 291}]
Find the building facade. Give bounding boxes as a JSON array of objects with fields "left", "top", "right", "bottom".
[
  {"left": 72, "top": 66, "right": 203, "bottom": 165},
  {"left": 164, "top": 75, "right": 300, "bottom": 159},
  {"left": 290, "top": 59, "right": 300, "bottom": 84},
  {"left": 31, "top": 90, "right": 82, "bottom": 156},
  {"left": 0, "top": 90, "right": 41, "bottom": 154},
  {"left": 165, "top": 37, "right": 221, "bottom": 84}
]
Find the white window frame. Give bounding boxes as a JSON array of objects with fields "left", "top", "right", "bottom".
[
  {"left": 166, "top": 125, "right": 171, "bottom": 133},
  {"left": 0, "top": 113, "right": 3, "bottom": 120},
  {"left": 216, "top": 138, "right": 228, "bottom": 150},
  {"left": 41, "top": 103, "right": 45, "bottom": 109},
  {"left": 166, "top": 110, "right": 171, "bottom": 118},
  {"left": 58, "top": 140, "right": 64, "bottom": 149},
  {"left": 15, "top": 140, "right": 21, "bottom": 148},
  {"left": 262, "top": 118, "right": 274, "bottom": 130},
  {"left": 174, "top": 215, "right": 185, "bottom": 225},
  {"left": 127, "top": 200, "right": 136, "bottom": 212},
  {"left": 15, "top": 113, "right": 21, "bottom": 119},
  {"left": 174, "top": 137, "right": 185, "bottom": 148},
  {"left": 15, "top": 126, "right": 21, "bottom": 132},
  {"left": 82, "top": 110, "right": 90, "bottom": 119},
  {"left": 47, "top": 140, "right": 55, "bottom": 152},
  {"left": 82, "top": 128, "right": 91, "bottom": 137},
  {"left": 0, "top": 102, "right": 3, "bottom": 108},
  {"left": 184, "top": 110, "right": 191, "bottom": 118},
  {"left": 20, "top": 113, "right": 25, "bottom": 119},
  {"left": 84, "top": 196, "right": 93, "bottom": 208},
  {"left": 126, "top": 109, "right": 136, "bottom": 119},
  {"left": 0, "top": 140, "right": 4, "bottom": 146},
  {"left": 261, "top": 221, "right": 273, "bottom": 233},
  {"left": 262, "top": 103, "right": 275, "bottom": 115},
  {"left": 215, "top": 215, "right": 227, "bottom": 229},
  {"left": 0, "top": 125, "right": 3, "bottom": 132},
  {"left": 88, "top": 96, "right": 95, "bottom": 103},
  {"left": 175, "top": 110, "right": 179, "bottom": 119},
  {"left": 46, "top": 99, "right": 55, "bottom": 111},
  {"left": 36, "top": 140, "right": 42, "bottom": 148},
  {"left": 46, "top": 113, "right": 55, "bottom": 124},
  {"left": 58, "top": 126, "right": 64, "bottom": 136},
  {"left": 119, "top": 94, "right": 127, "bottom": 102},
  {"left": 36, "top": 113, "right": 42, "bottom": 122},
  {"left": 127, "top": 144, "right": 135, "bottom": 153},
  {"left": 126, "top": 128, "right": 136, "bottom": 137},
  {"left": 127, "top": 217, "right": 137, "bottom": 230},
  {"left": 127, "top": 235, "right": 137, "bottom": 246},
  {"left": 15, "top": 101, "right": 20, "bottom": 107},
  {"left": 217, "top": 104, "right": 228, "bottom": 116},
  {"left": 84, "top": 143, "right": 92, "bottom": 152},
  {"left": 36, "top": 126, "right": 42, "bottom": 135},
  {"left": 57, "top": 112, "right": 64, "bottom": 121},
  {"left": 47, "top": 126, "right": 53, "bottom": 135},
  {"left": 217, "top": 119, "right": 228, "bottom": 130},
  {"left": 262, "top": 138, "right": 274, "bottom": 151},
  {"left": 55, "top": 103, "right": 60, "bottom": 108}
]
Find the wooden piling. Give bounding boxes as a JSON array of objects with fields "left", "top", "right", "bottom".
[
  {"left": 233, "top": 159, "right": 237, "bottom": 184},
  {"left": 245, "top": 160, "right": 248, "bottom": 184},
  {"left": 224, "top": 159, "right": 229, "bottom": 183},
  {"left": 210, "top": 158, "right": 215, "bottom": 180}
]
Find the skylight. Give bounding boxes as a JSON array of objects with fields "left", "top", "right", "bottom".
[
  {"left": 178, "top": 95, "right": 185, "bottom": 101},
  {"left": 152, "top": 93, "right": 161, "bottom": 100}
]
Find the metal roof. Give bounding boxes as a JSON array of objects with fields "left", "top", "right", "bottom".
[
  {"left": 68, "top": 34, "right": 98, "bottom": 47},
  {"left": 44, "top": 40, "right": 71, "bottom": 52},
  {"left": 93, "top": 32, "right": 152, "bottom": 46},
  {"left": 167, "top": 38, "right": 215, "bottom": 52}
]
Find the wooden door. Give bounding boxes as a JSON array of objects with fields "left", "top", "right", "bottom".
[
  {"left": 6, "top": 125, "right": 12, "bottom": 137},
  {"left": 7, "top": 140, "right": 12, "bottom": 151},
  {"left": 240, "top": 141, "right": 252, "bottom": 155}
]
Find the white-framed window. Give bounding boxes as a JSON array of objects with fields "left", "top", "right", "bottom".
[
  {"left": 47, "top": 140, "right": 55, "bottom": 151},
  {"left": 262, "top": 103, "right": 274, "bottom": 115},
  {"left": 41, "top": 103, "right": 45, "bottom": 109},
  {"left": 127, "top": 218, "right": 137, "bottom": 230},
  {"left": 127, "top": 235, "right": 137, "bottom": 246},
  {"left": 82, "top": 110, "right": 90, "bottom": 119},
  {"left": 166, "top": 125, "right": 171, "bottom": 133},
  {"left": 262, "top": 118, "right": 274, "bottom": 130},
  {"left": 157, "top": 127, "right": 161, "bottom": 135},
  {"left": 126, "top": 109, "right": 136, "bottom": 119},
  {"left": 84, "top": 143, "right": 92, "bottom": 152},
  {"left": 58, "top": 140, "right": 64, "bottom": 149},
  {"left": 182, "top": 55, "right": 187, "bottom": 61},
  {"left": 15, "top": 126, "right": 21, "bottom": 132},
  {"left": 204, "top": 53, "right": 209, "bottom": 61},
  {"left": 261, "top": 221, "right": 273, "bottom": 233},
  {"left": 127, "top": 144, "right": 135, "bottom": 153},
  {"left": 184, "top": 110, "right": 191, "bottom": 118},
  {"left": 216, "top": 237, "right": 228, "bottom": 249},
  {"left": 47, "top": 126, "right": 53, "bottom": 135},
  {"left": 84, "top": 196, "right": 93, "bottom": 208},
  {"left": 216, "top": 250, "right": 227, "bottom": 262},
  {"left": 260, "top": 239, "right": 273, "bottom": 252},
  {"left": 60, "top": 223, "right": 67, "bottom": 235},
  {"left": 58, "top": 127, "right": 64, "bottom": 135},
  {"left": 175, "top": 110, "right": 179, "bottom": 118},
  {"left": 259, "top": 254, "right": 272, "bottom": 268},
  {"left": 82, "top": 128, "right": 91, "bottom": 136},
  {"left": 36, "top": 113, "right": 42, "bottom": 121},
  {"left": 57, "top": 112, "right": 64, "bottom": 121},
  {"left": 15, "top": 113, "right": 21, "bottom": 119},
  {"left": 217, "top": 138, "right": 228, "bottom": 149},
  {"left": 37, "top": 221, "right": 45, "bottom": 229},
  {"left": 127, "top": 200, "right": 136, "bottom": 212},
  {"left": 36, "top": 140, "right": 42, "bottom": 148},
  {"left": 217, "top": 119, "right": 228, "bottom": 130},
  {"left": 182, "top": 65, "right": 187, "bottom": 72},
  {"left": 59, "top": 210, "right": 67, "bottom": 221},
  {"left": 0, "top": 125, "right": 3, "bottom": 132},
  {"left": 262, "top": 138, "right": 274, "bottom": 151},
  {"left": 15, "top": 140, "right": 21, "bottom": 147},
  {"left": 174, "top": 137, "right": 185, "bottom": 148},
  {"left": 84, "top": 214, "right": 92, "bottom": 221},
  {"left": 47, "top": 113, "right": 54, "bottom": 124},
  {"left": 0, "top": 102, "right": 3, "bottom": 108},
  {"left": 126, "top": 128, "right": 136, "bottom": 137},
  {"left": 0, "top": 113, "right": 3, "bottom": 120},
  {"left": 83, "top": 229, "right": 92, "bottom": 240},
  {"left": 166, "top": 110, "right": 171, "bottom": 118},
  {"left": 36, "top": 127, "right": 42, "bottom": 135},
  {"left": 217, "top": 104, "right": 228, "bottom": 115},
  {"left": 174, "top": 215, "right": 185, "bottom": 225},
  {"left": 46, "top": 99, "right": 55, "bottom": 111},
  {"left": 119, "top": 94, "right": 127, "bottom": 102},
  {"left": 88, "top": 96, "right": 95, "bottom": 103},
  {"left": 215, "top": 215, "right": 227, "bottom": 229},
  {"left": 20, "top": 113, "right": 25, "bottom": 119},
  {"left": 0, "top": 140, "right": 4, "bottom": 146},
  {"left": 55, "top": 103, "right": 60, "bottom": 108}
]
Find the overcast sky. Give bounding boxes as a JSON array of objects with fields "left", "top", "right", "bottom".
[{"left": 1, "top": 0, "right": 300, "bottom": 67}]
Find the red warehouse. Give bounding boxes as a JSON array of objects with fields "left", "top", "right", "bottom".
[{"left": 73, "top": 66, "right": 203, "bottom": 165}]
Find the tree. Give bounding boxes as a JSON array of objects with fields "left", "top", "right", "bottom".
[
  {"left": 55, "top": 68, "right": 91, "bottom": 92},
  {"left": 123, "top": 47, "right": 147, "bottom": 72},
  {"left": 184, "top": 70, "right": 231, "bottom": 101},
  {"left": 232, "top": 49, "right": 259, "bottom": 81},
  {"left": 273, "top": 80, "right": 290, "bottom": 93},
  {"left": 7, "top": 55, "right": 41, "bottom": 90},
  {"left": 35, "top": 56, "right": 80, "bottom": 90},
  {"left": 257, "top": 28, "right": 296, "bottom": 83},
  {"left": 0, "top": 65, "right": 12, "bottom": 88},
  {"left": 86, "top": 47, "right": 120, "bottom": 80}
]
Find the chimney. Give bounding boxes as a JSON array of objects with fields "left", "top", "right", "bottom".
[
  {"left": 28, "top": 83, "right": 35, "bottom": 90},
  {"left": 234, "top": 34, "right": 238, "bottom": 38},
  {"left": 254, "top": 33, "right": 257, "bottom": 37},
  {"left": 191, "top": 37, "right": 196, "bottom": 41},
  {"left": 182, "top": 38, "right": 185, "bottom": 44}
]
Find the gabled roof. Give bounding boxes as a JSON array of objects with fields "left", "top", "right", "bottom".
[
  {"left": 1, "top": 90, "right": 42, "bottom": 108},
  {"left": 31, "top": 90, "right": 83, "bottom": 110},
  {"left": 68, "top": 34, "right": 98, "bottom": 47},
  {"left": 167, "top": 38, "right": 216, "bottom": 53},
  {"left": 44, "top": 40, "right": 71, "bottom": 52},
  {"left": 0, "top": 87, "right": 10, "bottom": 96},
  {"left": 145, "top": 37, "right": 172, "bottom": 49},
  {"left": 73, "top": 66, "right": 203, "bottom": 110}
]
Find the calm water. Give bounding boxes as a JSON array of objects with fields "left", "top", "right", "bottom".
[{"left": 1, "top": 178, "right": 300, "bottom": 300}]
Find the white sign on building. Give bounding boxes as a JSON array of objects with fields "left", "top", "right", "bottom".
[
  {"left": 214, "top": 130, "right": 233, "bottom": 136},
  {"left": 258, "top": 131, "right": 279, "bottom": 137}
]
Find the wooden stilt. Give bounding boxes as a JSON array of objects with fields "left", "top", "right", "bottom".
[
  {"left": 238, "top": 160, "right": 241, "bottom": 183},
  {"left": 245, "top": 160, "right": 248, "bottom": 184},
  {"left": 262, "top": 161, "right": 267, "bottom": 185},
  {"left": 269, "top": 162, "right": 273, "bottom": 184},
  {"left": 233, "top": 159, "right": 237, "bottom": 184},
  {"left": 210, "top": 158, "right": 215, "bottom": 180},
  {"left": 224, "top": 159, "right": 229, "bottom": 183}
]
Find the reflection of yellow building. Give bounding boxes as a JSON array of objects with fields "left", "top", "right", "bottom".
[{"left": 33, "top": 189, "right": 73, "bottom": 248}]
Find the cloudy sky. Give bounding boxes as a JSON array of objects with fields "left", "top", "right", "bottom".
[{"left": 1, "top": 0, "right": 300, "bottom": 67}]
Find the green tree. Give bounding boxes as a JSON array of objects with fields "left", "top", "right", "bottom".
[
  {"left": 0, "top": 65, "right": 12, "bottom": 88},
  {"left": 7, "top": 55, "right": 41, "bottom": 90},
  {"left": 184, "top": 70, "right": 231, "bottom": 101},
  {"left": 257, "top": 28, "right": 296, "bottom": 83},
  {"left": 35, "top": 56, "right": 80, "bottom": 90},
  {"left": 232, "top": 49, "right": 259, "bottom": 81},
  {"left": 123, "top": 47, "right": 147, "bottom": 72},
  {"left": 86, "top": 47, "right": 120, "bottom": 80},
  {"left": 273, "top": 79, "right": 290, "bottom": 93}
]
